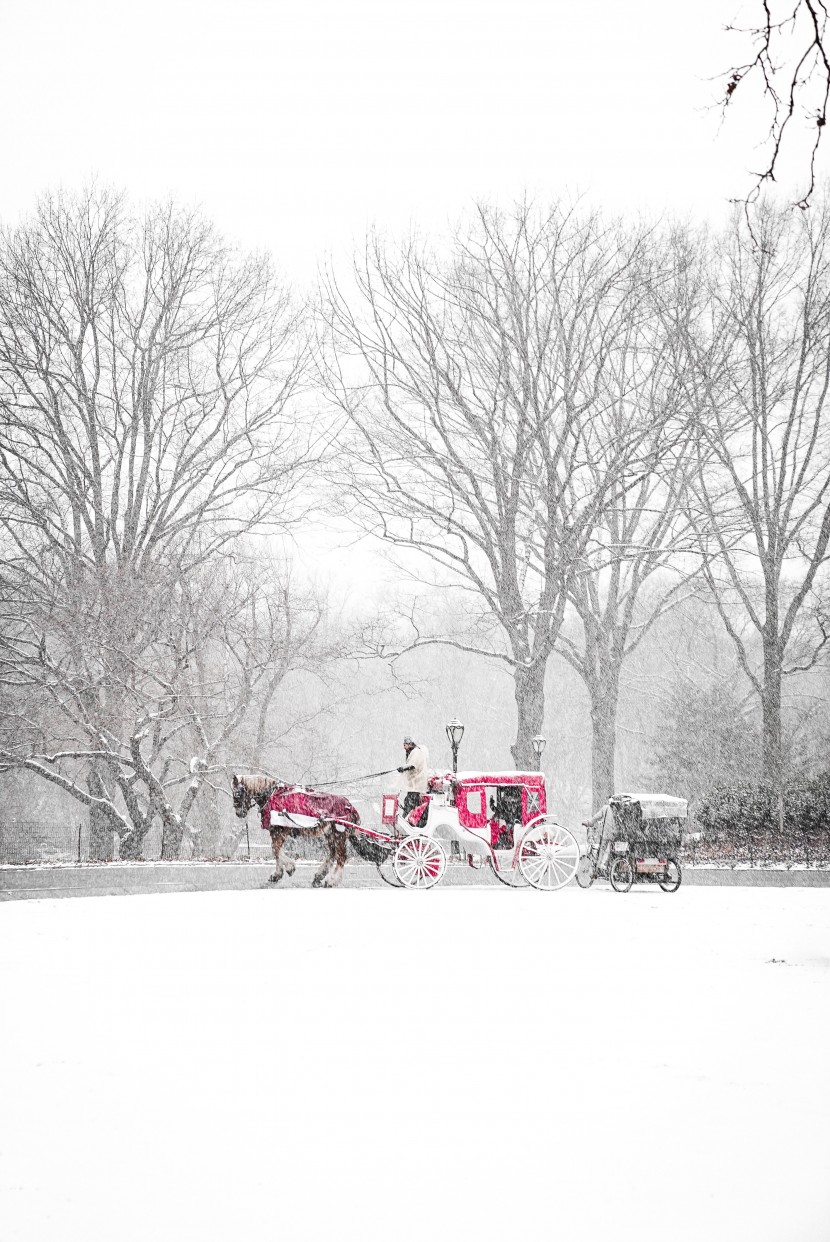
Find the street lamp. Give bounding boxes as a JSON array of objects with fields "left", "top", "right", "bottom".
[
  {"left": 532, "top": 734, "right": 547, "bottom": 766},
  {"left": 446, "top": 718, "right": 465, "bottom": 774}
]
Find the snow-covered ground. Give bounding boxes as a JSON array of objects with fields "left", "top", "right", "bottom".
[{"left": 1, "top": 886, "right": 828, "bottom": 1242}]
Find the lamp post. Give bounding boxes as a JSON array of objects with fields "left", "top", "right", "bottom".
[
  {"left": 446, "top": 718, "right": 465, "bottom": 774},
  {"left": 532, "top": 734, "right": 547, "bottom": 768}
]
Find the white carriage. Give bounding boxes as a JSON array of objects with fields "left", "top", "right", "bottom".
[{"left": 357, "top": 770, "right": 580, "bottom": 891}]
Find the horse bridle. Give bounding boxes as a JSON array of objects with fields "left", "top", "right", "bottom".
[{"left": 232, "top": 776, "right": 284, "bottom": 819}]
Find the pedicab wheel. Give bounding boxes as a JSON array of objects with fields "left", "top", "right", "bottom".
[
  {"left": 658, "top": 858, "right": 682, "bottom": 893},
  {"left": 489, "top": 855, "right": 530, "bottom": 888},
  {"left": 610, "top": 857, "right": 634, "bottom": 892},
  {"left": 392, "top": 835, "right": 447, "bottom": 890},
  {"left": 518, "top": 822, "right": 580, "bottom": 891},
  {"left": 575, "top": 856, "right": 595, "bottom": 889}
]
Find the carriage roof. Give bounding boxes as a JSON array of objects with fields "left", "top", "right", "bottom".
[
  {"left": 610, "top": 792, "right": 688, "bottom": 820},
  {"left": 453, "top": 771, "right": 545, "bottom": 788}
]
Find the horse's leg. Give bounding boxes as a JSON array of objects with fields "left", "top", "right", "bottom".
[
  {"left": 318, "top": 825, "right": 349, "bottom": 888},
  {"left": 328, "top": 826, "right": 350, "bottom": 887},
  {"left": 268, "top": 828, "right": 289, "bottom": 883},
  {"left": 263, "top": 800, "right": 295, "bottom": 877},
  {"left": 311, "top": 824, "right": 334, "bottom": 887},
  {"left": 279, "top": 827, "right": 296, "bottom": 878}
]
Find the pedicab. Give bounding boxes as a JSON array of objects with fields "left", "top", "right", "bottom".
[
  {"left": 575, "top": 793, "right": 687, "bottom": 893},
  {"left": 355, "top": 770, "right": 580, "bottom": 891}
]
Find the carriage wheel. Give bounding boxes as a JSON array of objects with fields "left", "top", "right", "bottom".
[
  {"left": 575, "top": 856, "right": 595, "bottom": 889},
  {"left": 392, "top": 835, "right": 447, "bottom": 890},
  {"left": 518, "top": 822, "right": 580, "bottom": 891},
  {"left": 610, "top": 856, "right": 634, "bottom": 892},
  {"left": 489, "top": 854, "right": 530, "bottom": 888},
  {"left": 658, "top": 858, "right": 682, "bottom": 893},
  {"left": 376, "top": 851, "right": 404, "bottom": 887}
]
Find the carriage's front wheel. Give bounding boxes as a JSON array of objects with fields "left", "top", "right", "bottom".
[
  {"left": 518, "top": 822, "right": 580, "bottom": 890},
  {"left": 393, "top": 835, "right": 447, "bottom": 890}
]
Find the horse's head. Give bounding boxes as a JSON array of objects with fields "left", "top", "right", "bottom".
[
  {"left": 231, "top": 774, "right": 254, "bottom": 818},
  {"left": 231, "top": 774, "right": 287, "bottom": 818}
]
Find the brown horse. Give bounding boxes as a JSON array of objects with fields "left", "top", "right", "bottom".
[{"left": 231, "top": 774, "right": 360, "bottom": 888}]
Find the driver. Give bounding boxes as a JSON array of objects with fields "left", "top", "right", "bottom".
[
  {"left": 582, "top": 805, "right": 614, "bottom": 871},
  {"left": 398, "top": 735, "right": 429, "bottom": 818}
]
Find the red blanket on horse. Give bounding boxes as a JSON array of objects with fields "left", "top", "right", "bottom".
[{"left": 261, "top": 784, "right": 361, "bottom": 834}]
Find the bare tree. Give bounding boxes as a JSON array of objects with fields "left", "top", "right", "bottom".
[
  {"left": 721, "top": 0, "right": 830, "bottom": 209},
  {"left": 557, "top": 460, "right": 700, "bottom": 810},
  {"left": 320, "top": 202, "right": 671, "bottom": 767},
  {"left": 671, "top": 202, "right": 830, "bottom": 797},
  {"left": 0, "top": 186, "right": 316, "bottom": 854},
  {"left": 0, "top": 556, "right": 327, "bottom": 859},
  {"left": 0, "top": 187, "right": 311, "bottom": 584},
  {"left": 537, "top": 240, "right": 700, "bottom": 808}
]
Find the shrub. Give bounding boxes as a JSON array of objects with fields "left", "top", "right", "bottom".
[{"left": 697, "top": 773, "right": 830, "bottom": 840}]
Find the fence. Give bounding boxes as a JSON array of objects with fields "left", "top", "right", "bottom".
[
  {"left": 0, "top": 799, "right": 386, "bottom": 866},
  {"left": 3, "top": 819, "right": 830, "bottom": 868},
  {"left": 0, "top": 820, "right": 280, "bottom": 865},
  {"left": 681, "top": 829, "right": 830, "bottom": 868},
  {"left": 0, "top": 821, "right": 87, "bottom": 865}
]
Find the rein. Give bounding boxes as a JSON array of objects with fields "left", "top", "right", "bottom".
[
  {"left": 311, "top": 767, "right": 399, "bottom": 788},
  {"left": 235, "top": 768, "right": 399, "bottom": 811}
]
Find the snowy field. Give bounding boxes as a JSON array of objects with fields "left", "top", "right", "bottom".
[{"left": 1, "top": 887, "right": 828, "bottom": 1242}]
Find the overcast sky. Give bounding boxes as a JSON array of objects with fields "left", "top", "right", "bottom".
[{"left": 3, "top": 0, "right": 818, "bottom": 286}]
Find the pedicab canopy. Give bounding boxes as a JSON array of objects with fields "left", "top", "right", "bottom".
[
  {"left": 610, "top": 793, "right": 688, "bottom": 820},
  {"left": 605, "top": 794, "right": 688, "bottom": 850}
]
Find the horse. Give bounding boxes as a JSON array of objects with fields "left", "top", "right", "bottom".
[{"left": 231, "top": 774, "right": 361, "bottom": 888}]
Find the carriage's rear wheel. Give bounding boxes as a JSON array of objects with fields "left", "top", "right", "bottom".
[
  {"left": 489, "top": 854, "right": 529, "bottom": 884},
  {"left": 393, "top": 835, "right": 447, "bottom": 890},
  {"left": 376, "top": 851, "right": 404, "bottom": 887},
  {"left": 518, "top": 822, "right": 580, "bottom": 891}
]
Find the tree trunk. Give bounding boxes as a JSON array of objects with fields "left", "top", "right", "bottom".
[
  {"left": 117, "top": 823, "right": 146, "bottom": 861},
  {"left": 198, "top": 783, "right": 222, "bottom": 858},
  {"left": 590, "top": 688, "right": 618, "bottom": 812},
  {"left": 87, "top": 767, "right": 115, "bottom": 862},
  {"left": 762, "top": 637, "right": 784, "bottom": 799},
  {"left": 88, "top": 805, "right": 114, "bottom": 862},
  {"left": 160, "top": 816, "right": 184, "bottom": 860},
  {"left": 510, "top": 662, "right": 546, "bottom": 769}
]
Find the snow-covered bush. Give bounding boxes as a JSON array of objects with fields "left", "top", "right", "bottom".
[{"left": 696, "top": 774, "right": 830, "bottom": 863}]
